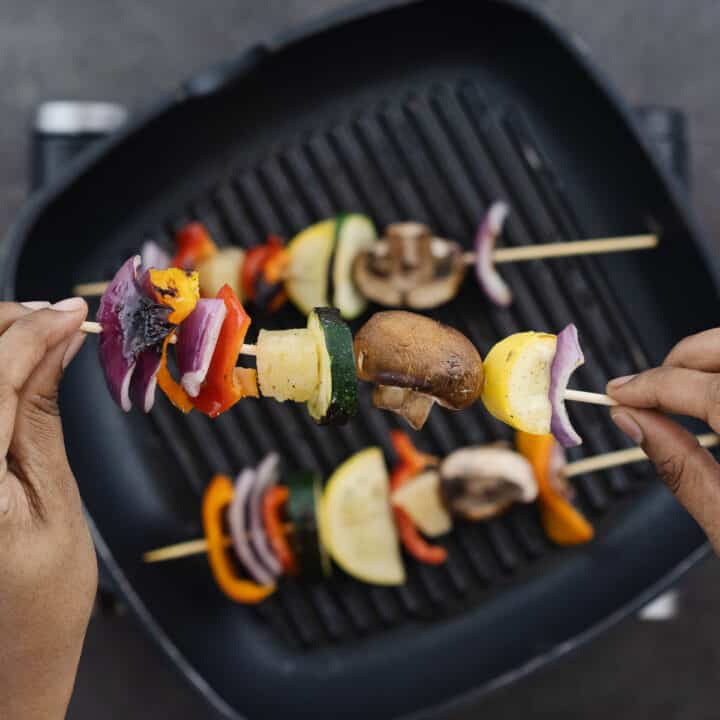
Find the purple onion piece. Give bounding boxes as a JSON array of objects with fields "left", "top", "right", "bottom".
[
  {"left": 97, "top": 255, "right": 175, "bottom": 412},
  {"left": 97, "top": 256, "right": 141, "bottom": 411},
  {"left": 129, "top": 346, "right": 163, "bottom": 413},
  {"left": 249, "top": 453, "right": 282, "bottom": 578},
  {"left": 140, "top": 240, "right": 171, "bottom": 270},
  {"left": 176, "top": 299, "right": 226, "bottom": 397},
  {"left": 228, "top": 469, "right": 275, "bottom": 587},
  {"left": 549, "top": 324, "right": 585, "bottom": 448},
  {"left": 474, "top": 201, "right": 512, "bottom": 307}
]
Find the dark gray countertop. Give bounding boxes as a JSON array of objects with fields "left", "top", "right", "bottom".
[{"left": 1, "top": 2, "right": 719, "bottom": 718}]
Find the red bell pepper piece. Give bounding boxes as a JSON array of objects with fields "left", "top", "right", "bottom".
[
  {"left": 192, "top": 284, "right": 258, "bottom": 418},
  {"left": 389, "top": 432, "right": 447, "bottom": 565},
  {"left": 241, "top": 235, "right": 289, "bottom": 311},
  {"left": 262, "top": 486, "right": 298, "bottom": 575},
  {"left": 172, "top": 222, "right": 218, "bottom": 269}
]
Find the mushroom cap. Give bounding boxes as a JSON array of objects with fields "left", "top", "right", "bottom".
[
  {"left": 354, "top": 310, "right": 484, "bottom": 411},
  {"left": 440, "top": 445, "right": 538, "bottom": 520},
  {"left": 352, "top": 223, "right": 466, "bottom": 310}
]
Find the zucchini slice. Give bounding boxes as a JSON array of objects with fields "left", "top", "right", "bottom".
[
  {"left": 286, "top": 471, "right": 331, "bottom": 579},
  {"left": 306, "top": 307, "right": 358, "bottom": 424},
  {"left": 256, "top": 328, "right": 319, "bottom": 403},
  {"left": 285, "top": 219, "right": 337, "bottom": 316},
  {"left": 332, "top": 213, "right": 377, "bottom": 320},
  {"left": 319, "top": 447, "right": 405, "bottom": 586}
]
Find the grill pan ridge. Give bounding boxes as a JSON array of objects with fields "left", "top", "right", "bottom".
[{"left": 4, "top": 1, "right": 720, "bottom": 718}]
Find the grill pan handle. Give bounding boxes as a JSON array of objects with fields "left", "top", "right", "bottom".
[{"left": 31, "top": 101, "right": 128, "bottom": 191}]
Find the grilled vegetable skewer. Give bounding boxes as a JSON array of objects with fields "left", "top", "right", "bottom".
[
  {"left": 75, "top": 211, "right": 657, "bottom": 313},
  {"left": 143, "top": 431, "right": 717, "bottom": 598},
  {"left": 81, "top": 321, "right": 257, "bottom": 355}
]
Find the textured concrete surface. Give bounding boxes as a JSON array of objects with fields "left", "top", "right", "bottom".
[{"left": 0, "top": 1, "right": 719, "bottom": 718}]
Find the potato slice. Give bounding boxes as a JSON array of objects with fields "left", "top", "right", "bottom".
[
  {"left": 256, "top": 328, "right": 319, "bottom": 402},
  {"left": 481, "top": 331, "right": 557, "bottom": 434},
  {"left": 197, "top": 247, "right": 245, "bottom": 299},
  {"left": 391, "top": 470, "right": 452, "bottom": 538}
]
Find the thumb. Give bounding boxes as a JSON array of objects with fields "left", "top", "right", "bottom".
[
  {"left": 11, "top": 299, "right": 87, "bottom": 503},
  {"left": 611, "top": 407, "right": 720, "bottom": 552}
]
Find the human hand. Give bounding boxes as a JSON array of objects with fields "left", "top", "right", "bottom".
[
  {"left": 607, "top": 328, "right": 720, "bottom": 553},
  {"left": 0, "top": 299, "right": 97, "bottom": 720}
]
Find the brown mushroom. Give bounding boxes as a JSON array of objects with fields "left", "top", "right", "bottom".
[
  {"left": 439, "top": 446, "right": 538, "bottom": 521},
  {"left": 354, "top": 311, "right": 484, "bottom": 429},
  {"left": 352, "top": 222, "right": 466, "bottom": 309}
]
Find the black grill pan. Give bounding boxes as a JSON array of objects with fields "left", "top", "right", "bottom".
[{"left": 3, "top": 1, "right": 719, "bottom": 718}]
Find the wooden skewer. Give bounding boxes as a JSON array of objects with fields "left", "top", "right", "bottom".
[
  {"left": 73, "top": 235, "right": 658, "bottom": 297},
  {"left": 461, "top": 234, "right": 658, "bottom": 265},
  {"left": 80, "top": 321, "right": 257, "bottom": 356},
  {"left": 143, "top": 522, "right": 293, "bottom": 563},
  {"left": 73, "top": 281, "right": 112, "bottom": 296},
  {"left": 81, "top": 321, "right": 614, "bottom": 406},
  {"left": 144, "top": 432, "right": 719, "bottom": 564},
  {"left": 563, "top": 433, "right": 719, "bottom": 478},
  {"left": 563, "top": 389, "right": 617, "bottom": 407}
]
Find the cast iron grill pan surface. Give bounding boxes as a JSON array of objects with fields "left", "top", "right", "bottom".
[{"left": 6, "top": 2, "right": 719, "bottom": 718}]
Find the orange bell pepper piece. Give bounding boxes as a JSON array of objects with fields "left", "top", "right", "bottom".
[
  {"left": 262, "top": 486, "right": 298, "bottom": 575},
  {"left": 515, "top": 431, "right": 594, "bottom": 546},
  {"left": 193, "top": 285, "right": 258, "bottom": 418},
  {"left": 172, "top": 222, "right": 218, "bottom": 269},
  {"left": 389, "top": 432, "right": 447, "bottom": 565},
  {"left": 202, "top": 475, "right": 275, "bottom": 604},
  {"left": 147, "top": 267, "right": 200, "bottom": 324},
  {"left": 156, "top": 334, "right": 194, "bottom": 413}
]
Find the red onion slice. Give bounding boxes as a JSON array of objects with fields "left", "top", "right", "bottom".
[
  {"left": 228, "top": 469, "right": 275, "bottom": 587},
  {"left": 474, "top": 201, "right": 511, "bottom": 307},
  {"left": 98, "top": 256, "right": 175, "bottom": 412},
  {"left": 129, "top": 346, "right": 162, "bottom": 413},
  {"left": 141, "top": 240, "right": 170, "bottom": 270},
  {"left": 549, "top": 324, "right": 585, "bottom": 448},
  {"left": 249, "top": 453, "right": 282, "bottom": 577},
  {"left": 97, "top": 256, "right": 140, "bottom": 411},
  {"left": 176, "top": 299, "right": 226, "bottom": 397}
]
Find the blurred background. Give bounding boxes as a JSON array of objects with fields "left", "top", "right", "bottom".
[{"left": 1, "top": 2, "right": 719, "bottom": 718}]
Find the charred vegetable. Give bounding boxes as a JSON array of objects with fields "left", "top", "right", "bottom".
[
  {"left": 354, "top": 311, "right": 484, "bottom": 429},
  {"left": 440, "top": 446, "right": 537, "bottom": 520},
  {"left": 306, "top": 307, "right": 358, "bottom": 424},
  {"left": 352, "top": 222, "right": 466, "bottom": 309},
  {"left": 97, "top": 256, "right": 176, "bottom": 412}
]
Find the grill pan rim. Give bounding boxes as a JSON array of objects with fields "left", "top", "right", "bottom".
[{"left": 1, "top": 1, "right": 717, "bottom": 718}]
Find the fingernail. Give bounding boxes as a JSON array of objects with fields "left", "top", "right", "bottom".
[
  {"left": 52, "top": 297, "right": 86, "bottom": 312},
  {"left": 21, "top": 301, "right": 51, "bottom": 310},
  {"left": 611, "top": 410, "right": 644, "bottom": 445},
  {"left": 62, "top": 333, "right": 87, "bottom": 369},
  {"left": 607, "top": 374, "right": 637, "bottom": 389}
]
